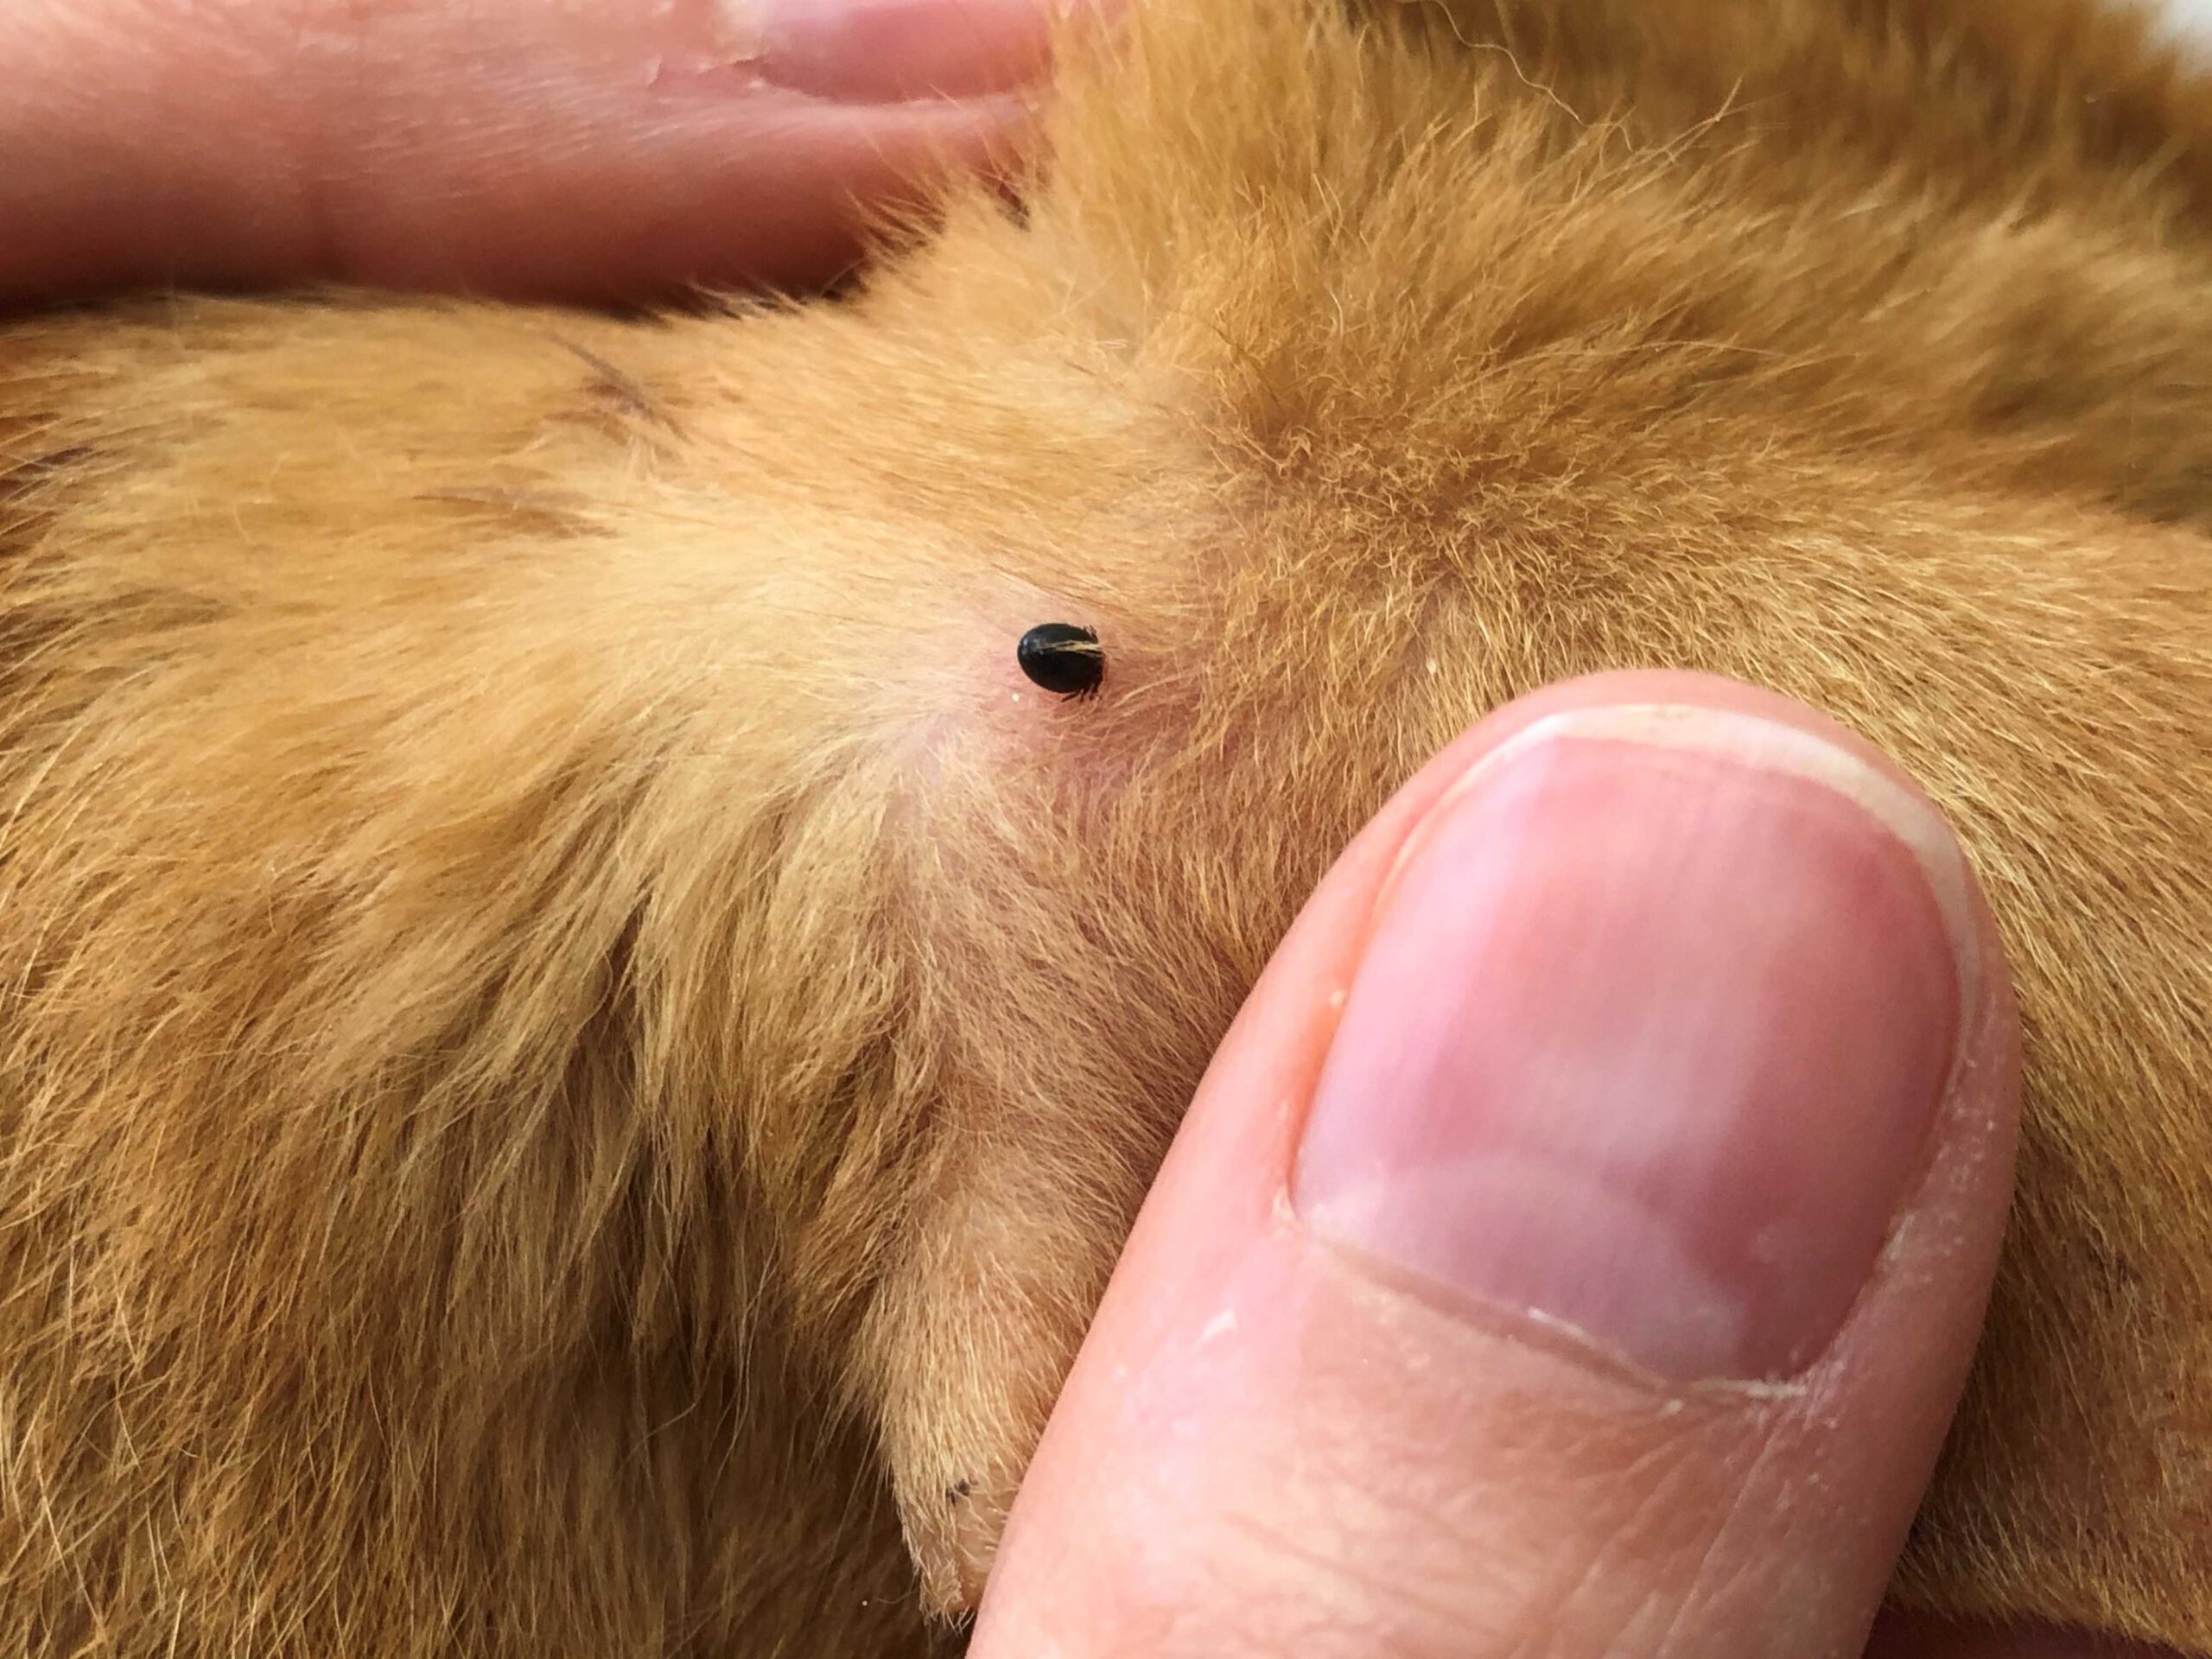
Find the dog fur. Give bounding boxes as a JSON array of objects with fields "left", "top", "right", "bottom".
[{"left": 1, "top": 0, "right": 2209, "bottom": 1650}]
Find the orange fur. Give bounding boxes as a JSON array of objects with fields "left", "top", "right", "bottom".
[{"left": 2, "top": 0, "right": 2209, "bottom": 1650}]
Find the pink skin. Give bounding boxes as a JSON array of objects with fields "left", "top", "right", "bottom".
[
  {"left": 0, "top": 11, "right": 2183, "bottom": 1648},
  {"left": 973, "top": 671, "right": 2185, "bottom": 1659},
  {"left": 0, "top": 0, "right": 1078, "bottom": 306}
]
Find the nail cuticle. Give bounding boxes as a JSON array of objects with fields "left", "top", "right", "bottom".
[{"left": 1311, "top": 1225, "right": 1815, "bottom": 1406}]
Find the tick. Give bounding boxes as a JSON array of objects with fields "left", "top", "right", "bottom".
[{"left": 1015, "top": 623, "right": 1104, "bottom": 698}]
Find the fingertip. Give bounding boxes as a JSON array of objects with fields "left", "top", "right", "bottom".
[{"left": 978, "top": 672, "right": 2022, "bottom": 1659}]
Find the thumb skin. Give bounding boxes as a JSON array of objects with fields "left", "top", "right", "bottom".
[
  {"left": 971, "top": 670, "right": 2023, "bottom": 1659},
  {"left": 0, "top": 0, "right": 1081, "bottom": 307}
]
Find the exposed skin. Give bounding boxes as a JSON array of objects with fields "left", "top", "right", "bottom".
[
  {"left": 0, "top": 0, "right": 1062, "bottom": 305},
  {"left": 0, "top": 1, "right": 2208, "bottom": 1656}
]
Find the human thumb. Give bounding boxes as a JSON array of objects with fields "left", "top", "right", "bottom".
[{"left": 971, "top": 669, "right": 2021, "bottom": 1659}]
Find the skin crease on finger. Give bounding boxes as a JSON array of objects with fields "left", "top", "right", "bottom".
[{"left": 1, "top": 0, "right": 2210, "bottom": 1656}]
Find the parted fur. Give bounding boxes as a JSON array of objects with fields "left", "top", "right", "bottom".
[{"left": 1, "top": 0, "right": 2209, "bottom": 1651}]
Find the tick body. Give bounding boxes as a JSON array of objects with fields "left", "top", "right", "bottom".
[{"left": 1016, "top": 623, "right": 1105, "bottom": 698}]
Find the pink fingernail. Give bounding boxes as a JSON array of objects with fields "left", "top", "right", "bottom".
[
  {"left": 1294, "top": 705, "right": 1977, "bottom": 1382},
  {"left": 720, "top": 0, "right": 1076, "bottom": 101}
]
